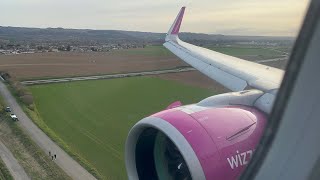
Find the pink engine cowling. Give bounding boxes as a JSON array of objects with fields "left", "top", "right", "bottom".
[{"left": 125, "top": 105, "right": 267, "bottom": 180}]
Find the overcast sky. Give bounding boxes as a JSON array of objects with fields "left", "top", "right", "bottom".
[{"left": 1, "top": 0, "right": 309, "bottom": 36}]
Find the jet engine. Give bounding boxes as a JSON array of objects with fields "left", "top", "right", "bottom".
[{"left": 125, "top": 91, "right": 268, "bottom": 180}]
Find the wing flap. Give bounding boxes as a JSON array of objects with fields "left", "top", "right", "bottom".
[{"left": 164, "top": 42, "right": 248, "bottom": 91}]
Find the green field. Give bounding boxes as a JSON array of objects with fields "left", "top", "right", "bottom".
[
  {"left": 30, "top": 77, "right": 215, "bottom": 179},
  {"left": 206, "top": 46, "right": 282, "bottom": 56},
  {"left": 113, "top": 45, "right": 286, "bottom": 60},
  {"left": 205, "top": 46, "right": 285, "bottom": 60},
  {"left": 113, "top": 45, "right": 173, "bottom": 56}
]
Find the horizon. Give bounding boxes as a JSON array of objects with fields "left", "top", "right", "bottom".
[
  {"left": 1, "top": 0, "right": 309, "bottom": 36},
  {"left": 0, "top": 25, "right": 296, "bottom": 38}
]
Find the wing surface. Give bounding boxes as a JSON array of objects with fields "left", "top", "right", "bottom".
[{"left": 164, "top": 7, "right": 284, "bottom": 92}]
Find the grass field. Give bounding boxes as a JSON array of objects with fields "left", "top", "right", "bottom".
[
  {"left": 205, "top": 45, "right": 285, "bottom": 60},
  {"left": 29, "top": 77, "right": 215, "bottom": 179},
  {"left": 207, "top": 46, "right": 281, "bottom": 56},
  {"left": 112, "top": 45, "right": 173, "bottom": 57},
  {"left": 116, "top": 45, "right": 285, "bottom": 58},
  {"left": 0, "top": 156, "right": 13, "bottom": 180},
  {"left": 115, "top": 45, "right": 287, "bottom": 62}
]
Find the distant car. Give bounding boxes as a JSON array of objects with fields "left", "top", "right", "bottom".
[
  {"left": 5, "top": 106, "right": 11, "bottom": 112},
  {"left": 10, "top": 114, "right": 18, "bottom": 121}
]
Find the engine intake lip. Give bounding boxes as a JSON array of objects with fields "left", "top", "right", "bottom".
[{"left": 125, "top": 116, "right": 206, "bottom": 180}]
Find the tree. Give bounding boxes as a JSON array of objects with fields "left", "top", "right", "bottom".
[
  {"left": 58, "top": 46, "right": 65, "bottom": 51},
  {"left": 66, "top": 45, "right": 71, "bottom": 51},
  {"left": 37, "top": 46, "right": 43, "bottom": 50},
  {"left": 0, "top": 102, "right": 4, "bottom": 113},
  {"left": 13, "top": 82, "right": 28, "bottom": 97},
  {"left": 6, "top": 73, "right": 35, "bottom": 110},
  {"left": 21, "top": 94, "right": 34, "bottom": 110},
  {"left": 21, "top": 94, "right": 34, "bottom": 106}
]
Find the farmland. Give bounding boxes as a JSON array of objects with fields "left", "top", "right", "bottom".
[
  {"left": 0, "top": 45, "right": 288, "bottom": 81},
  {"left": 1, "top": 44, "right": 289, "bottom": 179},
  {"left": 0, "top": 47, "right": 184, "bottom": 80},
  {"left": 29, "top": 76, "right": 215, "bottom": 179},
  {"left": 206, "top": 45, "right": 287, "bottom": 61}
]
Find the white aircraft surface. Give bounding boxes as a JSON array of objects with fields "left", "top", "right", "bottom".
[{"left": 126, "top": 1, "right": 320, "bottom": 178}]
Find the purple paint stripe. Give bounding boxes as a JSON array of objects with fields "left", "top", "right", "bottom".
[{"left": 171, "top": 7, "right": 186, "bottom": 35}]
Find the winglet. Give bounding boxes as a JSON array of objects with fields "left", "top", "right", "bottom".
[{"left": 166, "top": 7, "right": 186, "bottom": 41}]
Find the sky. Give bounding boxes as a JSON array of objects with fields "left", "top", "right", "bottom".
[{"left": 0, "top": 0, "right": 310, "bottom": 36}]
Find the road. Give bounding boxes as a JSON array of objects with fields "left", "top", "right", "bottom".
[
  {"left": 0, "top": 82, "right": 96, "bottom": 180},
  {"left": 0, "top": 141, "right": 30, "bottom": 180},
  {"left": 21, "top": 67, "right": 196, "bottom": 85},
  {"left": 255, "top": 57, "right": 288, "bottom": 63},
  {"left": 20, "top": 56, "right": 288, "bottom": 86}
]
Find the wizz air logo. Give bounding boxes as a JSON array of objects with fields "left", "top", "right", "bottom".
[{"left": 227, "top": 150, "right": 254, "bottom": 169}]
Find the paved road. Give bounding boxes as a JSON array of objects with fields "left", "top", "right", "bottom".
[
  {"left": 21, "top": 67, "right": 196, "bottom": 85},
  {"left": 0, "top": 141, "right": 30, "bottom": 180},
  {"left": 0, "top": 82, "right": 96, "bottom": 180},
  {"left": 255, "top": 57, "right": 288, "bottom": 63}
]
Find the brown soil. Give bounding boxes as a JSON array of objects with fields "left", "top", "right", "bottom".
[
  {"left": 0, "top": 51, "right": 287, "bottom": 92},
  {"left": 0, "top": 52, "right": 186, "bottom": 80}
]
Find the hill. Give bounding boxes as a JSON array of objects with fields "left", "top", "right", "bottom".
[{"left": 0, "top": 26, "right": 294, "bottom": 45}]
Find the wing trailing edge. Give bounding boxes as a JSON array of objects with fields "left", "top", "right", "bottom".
[{"left": 164, "top": 7, "right": 284, "bottom": 92}]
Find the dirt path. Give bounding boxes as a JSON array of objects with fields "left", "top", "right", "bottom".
[
  {"left": 0, "top": 141, "right": 30, "bottom": 180},
  {"left": 0, "top": 82, "right": 96, "bottom": 180}
]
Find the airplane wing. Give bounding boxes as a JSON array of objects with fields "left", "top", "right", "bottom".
[{"left": 163, "top": 7, "right": 284, "bottom": 92}]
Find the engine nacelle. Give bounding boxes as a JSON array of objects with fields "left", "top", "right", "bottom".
[{"left": 126, "top": 104, "right": 267, "bottom": 179}]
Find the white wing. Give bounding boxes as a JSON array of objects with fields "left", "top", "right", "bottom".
[{"left": 164, "top": 7, "right": 284, "bottom": 92}]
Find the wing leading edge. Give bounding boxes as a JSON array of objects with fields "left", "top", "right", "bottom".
[{"left": 164, "top": 7, "right": 284, "bottom": 93}]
